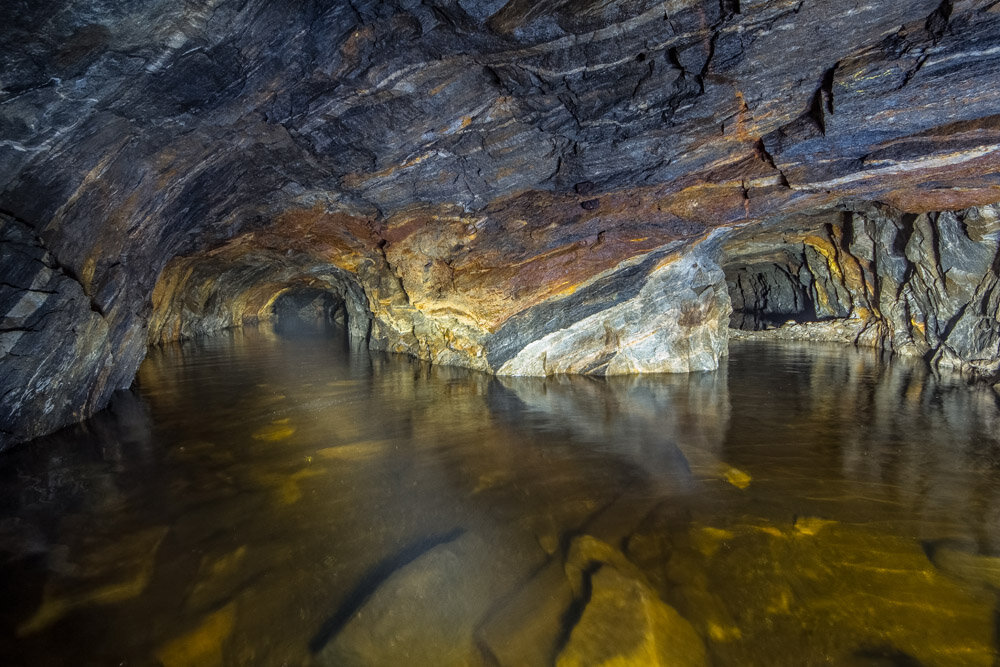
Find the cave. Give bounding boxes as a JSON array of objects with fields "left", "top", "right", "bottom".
[
  {"left": 3, "top": 1, "right": 1000, "bottom": 664},
  {"left": 271, "top": 288, "right": 347, "bottom": 331},
  {"left": 726, "top": 251, "right": 826, "bottom": 331}
]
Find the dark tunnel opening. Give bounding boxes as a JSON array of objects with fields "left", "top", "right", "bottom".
[
  {"left": 271, "top": 287, "right": 350, "bottom": 337},
  {"left": 724, "top": 245, "right": 852, "bottom": 332}
]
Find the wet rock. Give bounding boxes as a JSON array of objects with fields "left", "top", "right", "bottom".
[
  {"left": 495, "top": 245, "right": 731, "bottom": 376},
  {"left": 724, "top": 204, "right": 1000, "bottom": 381},
  {"left": 0, "top": 215, "right": 124, "bottom": 450},
  {"left": 316, "top": 530, "right": 543, "bottom": 666},
  {"left": 556, "top": 566, "right": 707, "bottom": 667}
]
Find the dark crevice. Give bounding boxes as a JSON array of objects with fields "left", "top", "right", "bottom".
[
  {"left": 720, "top": 0, "right": 741, "bottom": 18},
  {"left": 852, "top": 644, "right": 925, "bottom": 666},
  {"left": 552, "top": 562, "right": 600, "bottom": 662},
  {"left": 754, "top": 138, "right": 777, "bottom": 170},
  {"left": 808, "top": 66, "right": 837, "bottom": 135},
  {"left": 308, "top": 527, "right": 466, "bottom": 654},
  {"left": 0, "top": 282, "right": 57, "bottom": 295},
  {"left": 925, "top": 0, "right": 953, "bottom": 42}
]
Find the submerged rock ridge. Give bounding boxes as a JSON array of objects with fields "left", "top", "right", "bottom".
[{"left": 2, "top": 0, "right": 1000, "bottom": 446}]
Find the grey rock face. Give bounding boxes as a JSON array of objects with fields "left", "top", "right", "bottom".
[
  {"left": 0, "top": 214, "right": 145, "bottom": 444},
  {"left": 495, "top": 239, "right": 731, "bottom": 375},
  {"left": 725, "top": 204, "right": 1000, "bottom": 381}
]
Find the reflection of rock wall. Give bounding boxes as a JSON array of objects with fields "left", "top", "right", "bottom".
[
  {"left": 727, "top": 340, "right": 1000, "bottom": 552},
  {"left": 727, "top": 204, "right": 1000, "bottom": 381},
  {"left": 495, "top": 365, "right": 731, "bottom": 484}
]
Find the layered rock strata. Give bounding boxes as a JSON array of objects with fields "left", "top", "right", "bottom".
[
  {"left": 3, "top": 0, "right": 1000, "bottom": 445},
  {"left": 725, "top": 204, "right": 1000, "bottom": 380}
]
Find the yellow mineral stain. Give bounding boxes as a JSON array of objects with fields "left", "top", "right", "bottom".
[
  {"left": 316, "top": 440, "right": 391, "bottom": 461},
  {"left": 155, "top": 602, "right": 237, "bottom": 667},
  {"left": 207, "top": 546, "right": 246, "bottom": 577},
  {"left": 277, "top": 469, "right": 324, "bottom": 505},
  {"left": 756, "top": 525, "right": 786, "bottom": 538},
  {"left": 693, "top": 526, "right": 734, "bottom": 558},
  {"left": 708, "top": 622, "right": 742, "bottom": 642},
  {"left": 765, "top": 588, "right": 794, "bottom": 615},
  {"left": 723, "top": 466, "right": 751, "bottom": 489},
  {"left": 804, "top": 235, "right": 843, "bottom": 276},
  {"left": 18, "top": 528, "right": 167, "bottom": 635},
  {"left": 473, "top": 470, "right": 509, "bottom": 493},
  {"left": 187, "top": 546, "right": 249, "bottom": 610},
  {"left": 251, "top": 468, "right": 323, "bottom": 505},
  {"left": 251, "top": 423, "right": 296, "bottom": 441},
  {"left": 794, "top": 516, "right": 837, "bottom": 536}
]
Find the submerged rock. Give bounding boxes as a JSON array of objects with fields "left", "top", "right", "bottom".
[
  {"left": 556, "top": 565, "right": 707, "bottom": 667},
  {"left": 316, "top": 530, "right": 544, "bottom": 666},
  {"left": 647, "top": 520, "right": 998, "bottom": 665},
  {"left": 923, "top": 540, "right": 1000, "bottom": 590},
  {"left": 17, "top": 526, "right": 168, "bottom": 635},
  {"left": 475, "top": 558, "right": 575, "bottom": 667},
  {"left": 155, "top": 602, "right": 237, "bottom": 667}
]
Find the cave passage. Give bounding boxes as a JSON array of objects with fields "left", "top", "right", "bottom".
[
  {"left": 724, "top": 245, "right": 854, "bottom": 332},
  {"left": 726, "top": 258, "right": 822, "bottom": 331},
  {"left": 271, "top": 287, "right": 349, "bottom": 335}
]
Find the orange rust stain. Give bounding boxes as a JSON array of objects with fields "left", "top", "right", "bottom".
[
  {"left": 662, "top": 182, "right": 748, "bottom": 224},
  {"left": 494, "top": 166, "right": 517, "bottom": 181},
  {"left": 734, "top": 91, "right": 753, "bottom": 144},
  {"left": 884, "top": 186, "right": 1000, "bottom": 214}
]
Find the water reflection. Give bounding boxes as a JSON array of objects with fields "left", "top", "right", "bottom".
[{"left": 1, "top": 330, "right": 999, "bottom": 665}]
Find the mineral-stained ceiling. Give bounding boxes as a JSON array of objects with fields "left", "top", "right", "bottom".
[{"left": 2, "top": 0, "right": 1000, "bottom": 447}]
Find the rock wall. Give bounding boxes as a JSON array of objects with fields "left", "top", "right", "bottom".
[
  {"left": 3, "top": 0, "right": 1000, "bottom": 446},
  {"left": 0, "top": 214, "right": 149, "bottom": 444},
  {"left": 726, "top": 204, "right": 1000, "bottom": 381}
]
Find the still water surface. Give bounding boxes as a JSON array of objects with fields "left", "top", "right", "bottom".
[{"left": 2, "top": 325, "right": 1000, "bottom": 665}]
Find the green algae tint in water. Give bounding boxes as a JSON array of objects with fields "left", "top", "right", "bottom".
[{"left": 1, "top": 326, "right": 1000, "bottom": 666}]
